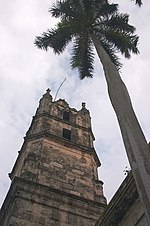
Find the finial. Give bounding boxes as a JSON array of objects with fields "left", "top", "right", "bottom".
[
  {"left": 46, "top": 88, "right": 51, "bottom": 93},
  {"left": 82, "top": 102, "right": 86, "bottom": 108},
  {"left": 42, "top": 88, "right": 52, "bottom": 101}
]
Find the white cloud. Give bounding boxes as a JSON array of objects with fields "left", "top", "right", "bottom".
[{"left": 0, "top": 0, "right": 150, "bottom": 206}]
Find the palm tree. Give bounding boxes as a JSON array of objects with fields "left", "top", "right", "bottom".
[{"left": 35, "top": 0, "right": 150, "bottom": 223}]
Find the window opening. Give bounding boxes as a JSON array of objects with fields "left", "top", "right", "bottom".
[
  {"left": 63, "top": 128, "right": 71, "bottom": 140},
  {"left": 63, "top": 111, "right": 70, "bottom": 121}
]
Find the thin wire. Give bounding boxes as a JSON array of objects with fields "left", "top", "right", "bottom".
[{"left": 54, "top": 78, "right": 67, "bottom": 101}]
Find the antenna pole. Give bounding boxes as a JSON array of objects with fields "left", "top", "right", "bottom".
[{"left": 54, "top": 78, "right": 67, "bottom": 101}]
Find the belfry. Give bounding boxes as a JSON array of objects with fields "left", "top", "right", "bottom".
[{"left": 0, "top": 89, "right": 106, "bottom": 226}]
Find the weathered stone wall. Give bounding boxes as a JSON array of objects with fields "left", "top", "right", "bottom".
[
  {"left": 118, "top": 198, "right": 147, "bottom": 226},
  {"left": 0, "top": 177, "right": 105, "bottom": 226},
  {"left": 29, "top": 115, "right": 93, "bottom": 148},
  {"left": 10, "top": 137, "right": 106, "bottom": 203},
  {"left": 1, "top": 91, "right": 106, "bottom": 226},
  {"left": 38, "top": 138, "right": 105, "bottom": 201}
]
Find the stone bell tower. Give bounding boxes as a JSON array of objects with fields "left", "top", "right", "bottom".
[{"left": 0, "top": 89, "right": 106, "bottom": 226}]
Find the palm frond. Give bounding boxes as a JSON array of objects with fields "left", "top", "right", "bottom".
[
  {"left": 93, "top": 2, "right": 118, "bottom": 21},
  {"left": 135, "top": 0, "right": 142, "bottom": 6},
  {"left": 50, "top": 0, "right": 78, "bottom": 20},
  {"left": 35, "top": 21, "right": 73, "bottom": 53},
  {"left": 35, "top": 0, "right": 140, "bottom": 78},
  {"left": 96, "top": 26, "right": 139, "bottom": 59},
  {"left": 71, "top": 34, "right": 94, "bottom": 79},
  {"left": 110, "top": 33, "right": 139, "bottom": 58},
  {"left": 103, "top": 13, "right": 136, "bottom": 34},
  {"left": 100, "top": 38, "right": 122, "bottom": 70}
]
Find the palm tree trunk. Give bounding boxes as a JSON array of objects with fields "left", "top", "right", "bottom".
[{"left": 91, "top": 33, "right": 150, "bottom": 224}]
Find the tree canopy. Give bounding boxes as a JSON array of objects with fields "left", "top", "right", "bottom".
[{"left": 35, "top": 0, "right": 139, "bottom": 79}]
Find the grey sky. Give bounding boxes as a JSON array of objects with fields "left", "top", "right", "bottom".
[{"left": 0, "top": 0, "right": 150, "bottom": 207}]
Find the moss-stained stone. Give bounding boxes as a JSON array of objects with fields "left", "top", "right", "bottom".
[{"left": 0, "top": 90, "right": 106, "bottom": 226}]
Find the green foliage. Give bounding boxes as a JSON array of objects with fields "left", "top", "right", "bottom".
[
  {"left": 71, "top": 34, "right": 94, "bottom": 79},
  {"left": 35, "top": 0, "right": 139, "bottom": 79}
]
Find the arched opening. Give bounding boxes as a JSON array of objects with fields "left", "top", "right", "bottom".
[{"left": 63, "top": 111, "right": 70, "bottom": 121}]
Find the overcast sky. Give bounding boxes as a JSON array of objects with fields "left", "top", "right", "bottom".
[{"left": 0, "top": 0, "right": 150, "bottom": 207}]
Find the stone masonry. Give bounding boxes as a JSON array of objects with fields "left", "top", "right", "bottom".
[{"left": 0, "top": 89, "right": 106, "bottom": 226}]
